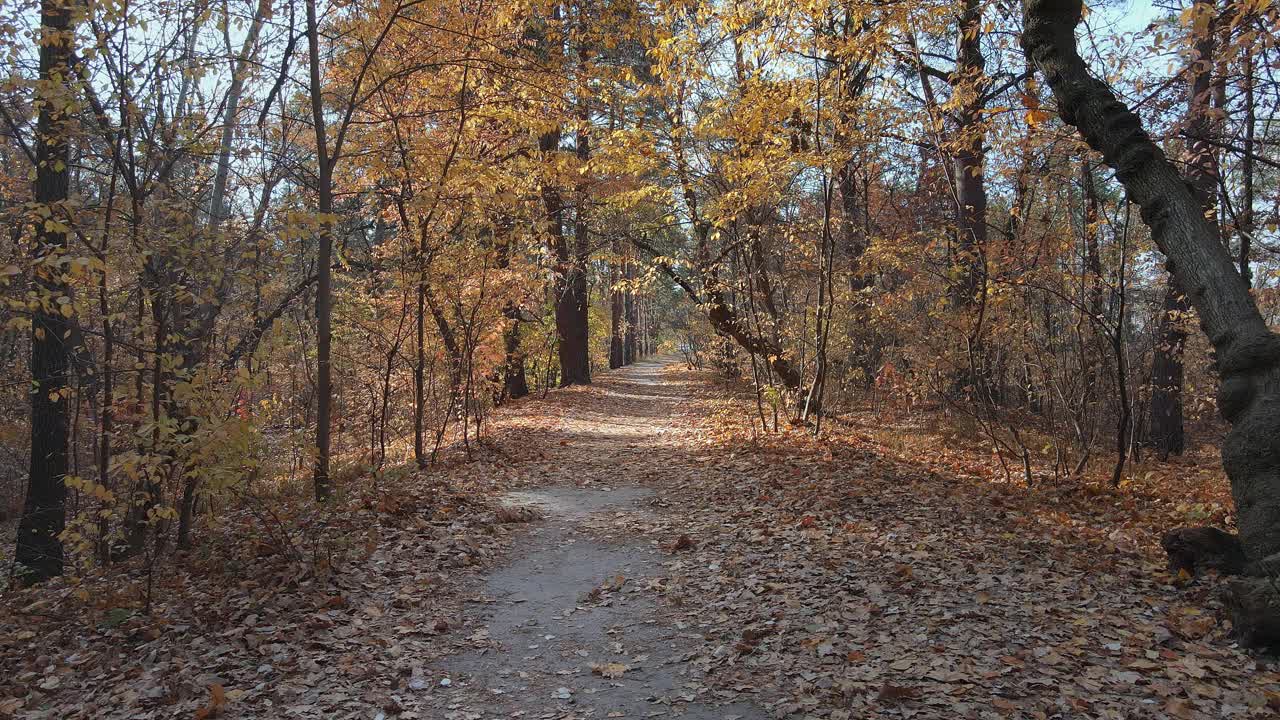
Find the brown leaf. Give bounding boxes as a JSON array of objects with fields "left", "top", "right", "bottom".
[
  {"left": 591, "top": 662, "right": 629, "bottom": 679},
  {"left": 876, "top": 683, "right": 920, "bottom": 704},
  {"left": 193, "top": 684, "right": 227, "bottom": 720},
  {"left": 991, "top": 697, "right": 1019, "bottom": 712}
]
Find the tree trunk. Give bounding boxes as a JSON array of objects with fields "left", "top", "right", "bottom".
[
  {"left": 206, "top": 1, "right": 267, "bottom": 227},
  {"left": 95, "top": 224, "right": 114, "bottom": 562},
  {"left": 494, "top": 218, "right": 528, "bottom": 402},
  {"left": 624, "top": 255, "right": 637, "bottom": 365},
  {"left": 16, "top": 0, "right": 75, "bottom": 583},
  {"left": 1080, "top": 157, "right": 1104, "bottom": 412},
  {"left": 502, "top": 317, "right": 529, "bottom": 399},
  {"left": 540, "top": 128, "right": 588, "bottom": 386},
  {"left": 414, "top": 270, "right": 426, "bottom": 466},
  {"left": 1022, "top": 0, "right": 1280, "bottom": 641},
  {"left": 1147, "top": 0, "right": 1218, "bottom": 459},
  {"left": 953, "top": 24, "right": 988, "bottom": 306},
  {"left": 562, "top": 110, "right": 593, "bottom": 384},
  {"left": 609, "top": 246, "right": 624, "bottom": 369},
  {"left": 1239, "top": 49, "right": 1254, "bottom": 287},
  {"left": 556, "top": 271, "right": 590, "bottom": 384},
  {"left": 665, "top": 100, "right": 801, "bottom": 391},
  {"left": 1148, "top": 280, "right": 1189, "bottom": 457},
  {"left": 307, "top": 0, "right": 333, "bottom": 501},
  {"left": 952, "top": 0, "right": 994, "bottom": 404}
]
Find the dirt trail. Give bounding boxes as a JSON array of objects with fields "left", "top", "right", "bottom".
[{"left": 423, "top": 358, "right": 765, "bottom": 720}]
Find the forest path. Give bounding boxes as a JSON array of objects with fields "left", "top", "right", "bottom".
[
  {"left": 421, "top": 357, "right": 766, "bottom": 720},
  {"left": 15, "top": 356, "right": 1278, "bottom": 720}
]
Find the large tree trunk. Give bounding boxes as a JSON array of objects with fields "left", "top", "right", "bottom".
[
  {"left": 1022, "top": 0, "right": 1280, "bottom": 643},
  {"left": 565, "top": 108, "right": 593, "bottom": 384},
  {"left": 16, "top": 0, "right": 75, "bottom": 583},
  {"left": 953, "top": 0, "right": 988, "bottom": 308},
  {"left": 541, "top": 128, "right": 590, "bottom": 386},
  {"left": 556, "top": 273, "right": 591, "bottom": 385}
]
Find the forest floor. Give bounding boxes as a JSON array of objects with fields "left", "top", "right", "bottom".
[{"left": 4, "top": 357, "right": 1280, "bottom": 719}]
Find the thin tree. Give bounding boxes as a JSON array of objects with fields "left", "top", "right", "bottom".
[
  {"left": 305, "top": 0, "right": 335, "bottom": 501},
  {"left": 304, "top": 0, "right": 407, "bottom": 498}
]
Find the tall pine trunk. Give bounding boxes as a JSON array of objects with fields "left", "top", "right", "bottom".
[
  {"left": 623, "top": 254, "right": 637, "bottom": 365},
  {"left": 609, "top": 251, "right": 624, "bottom": 369}
]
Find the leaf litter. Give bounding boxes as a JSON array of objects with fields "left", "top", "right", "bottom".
[{"left": 1, "top": 358, "right": 1278, "bottom": 719}]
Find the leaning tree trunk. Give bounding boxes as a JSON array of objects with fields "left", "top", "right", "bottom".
[
  {"left": 665, "top": 99, "right": 802, "bottom": 393},
  {"left": 15, "top": 0, "right": 76, "bottom": 583},
  {"left": 1022, "top": 0, "right": 1280, "bottom": 646}
]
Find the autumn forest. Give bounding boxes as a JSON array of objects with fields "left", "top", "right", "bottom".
[{"left": 2, "top": 0, "right": 1280, "bottom": 716}]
